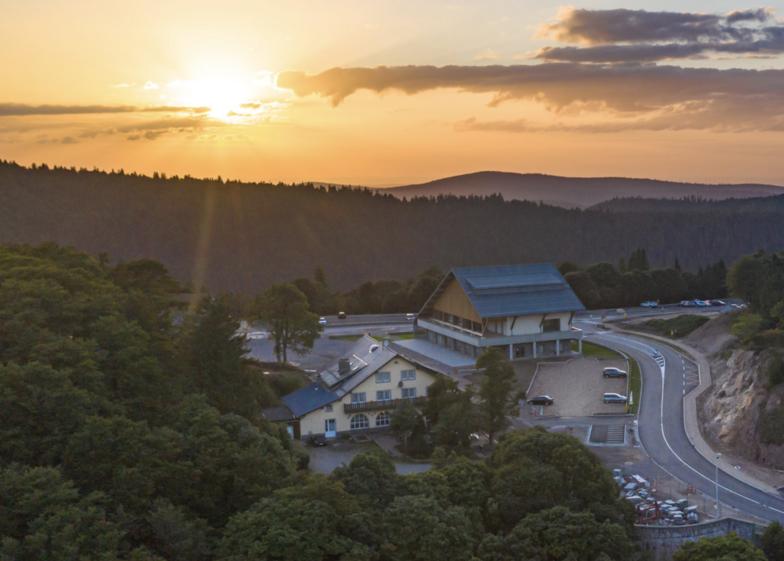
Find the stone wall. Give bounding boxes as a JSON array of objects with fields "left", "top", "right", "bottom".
[{"left": 635, "top": 518, "right": 761, "bottom": 560}]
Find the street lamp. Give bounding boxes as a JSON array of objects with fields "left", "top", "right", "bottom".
[{"left": 715, "top": 453, "right": 722, "bottom": 519}]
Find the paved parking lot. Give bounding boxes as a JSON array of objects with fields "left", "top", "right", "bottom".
[{"left": 526, "top": 357, "right": 630, "bottom": 417}]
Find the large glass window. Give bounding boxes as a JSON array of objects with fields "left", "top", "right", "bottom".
[
  {"left": 376, "top": 390, "right": 392, "bottom": 402},
  {"left": 402, "top": 387, "right": 417, "bottom": 399},
  {"left": 375, "top": 371, "right": 391, "bottom": 383},
  {"left": 375, "top": 411, "right": 391, "bottom": 427},
  {"left": 351, "top": 392, "right": 366, "bottom": 404},
  {"left": 401, "top": 369, "right": 416, "bottom": 382},
  {"left": 350, "top": 414, "right": 369, "bottom": 430},
  {"left": 543, "top": 318, "right": 561, "bottom": 332}
]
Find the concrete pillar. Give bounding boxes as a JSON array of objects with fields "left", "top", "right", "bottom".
[
  {"left": 578, "top": 338, "right": 583, "bottom": 354},
  {"left": 532, "top": 342, "right": 537, "bottom": 359},
  {"left": 508, "top": 344, "right": 514, "bottom": 360},
  {"left": 556, "top": 339, "right": 560, "bottom": 356}
]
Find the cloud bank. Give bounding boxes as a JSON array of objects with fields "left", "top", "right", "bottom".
[
  {"left": 277, "top": 7, "right": 784, "bottom": 132},
  {"left": 0, "top": 103, "right": 210, "bottom": 117},
  {"left": 536, "top": 7, "right": 784, "bottom": 62}
]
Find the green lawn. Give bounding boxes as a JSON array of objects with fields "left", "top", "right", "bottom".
[
  {"left": 372, "top": 331, "right": 415, "bottom": 341},
  {"left": 328, "top": 334, "right": 362, "bottom": 341},
  {"left": 626, "top": 357, "right": 641, "bottom": 415},
  {"left": 580, "top": 340, "right": 623, "bottom": 359}
]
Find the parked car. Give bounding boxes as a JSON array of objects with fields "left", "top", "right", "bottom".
[
  {"left": 710, "top": 299, "right": 726, "bottom": 306},
  {"left": 603, "top": 392, "right": 628, "bottom": 404},
  {"left": 337, "top": 311, "right": 347, "bottom": 319},
  {"left": 405, "top": 312, "right": 416, "bottom": 320},
  {"left": 603, "top": 367, "right": 628, "bottom": 378},
  {"left": 679, "top": 300, "right": 696, "bottom": 307},
  {"left": 528, "top": 395, "right": 554, "bottom": 406},
  {"left": 694, "top": 299, "right": 711, "bottom": 307},
  {"left": 640, "top": 300, "right": 658, "bottom": 308},
  {"left": 307, "top": 434, "right": 328, "bottom": 447},
  {"left": 318, "top": 316, "right": 327, "bottom": 326}
]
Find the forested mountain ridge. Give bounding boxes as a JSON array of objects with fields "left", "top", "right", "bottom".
[
  {"left": 384, "top": 171, "right": 784, "bottom": 208},
  {"left": 2, "top": 160, "right": 784, "bottom": 294}
]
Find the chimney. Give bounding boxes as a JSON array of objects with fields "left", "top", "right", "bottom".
[{"left": 338, "top": 358, "right": 351, "bottom": 376}]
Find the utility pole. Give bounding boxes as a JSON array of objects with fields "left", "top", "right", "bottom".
[{"left": 715, "top": 453, "right": 722, "bottom": 519}]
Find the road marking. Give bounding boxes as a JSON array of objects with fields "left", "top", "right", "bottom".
[{"left": 595, "top": 333, "right": 782, "bottom": 517}]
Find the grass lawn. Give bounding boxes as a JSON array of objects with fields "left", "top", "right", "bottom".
[
  {"left": 580, "top": 340, "right": 623, "bottom": 359},
  {"left": 640, "top": 314, "right": 709, "bottom": 339},
  {"left": 372, "top": 332, "right": 415, "bottom": 341},
  {"left": 626, "top": 357, "right": 641, "bottom": 415},
  {"left": 328, "top": 334, "right": 362, "bottom": 341}
]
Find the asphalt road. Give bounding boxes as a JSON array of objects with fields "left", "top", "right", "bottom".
[{"left": 583, "top": 323, "right": 784, "bottom": 523}]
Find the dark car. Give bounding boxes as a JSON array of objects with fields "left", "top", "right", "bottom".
[
  {"left": 337, "top": 311, "right": 347, "bottom": 319},
  {"left": 710, "top": 299, "right": 726, "bottom": 306},
  {"left": 528, "top": 395, "right": 554, "bottom": 406},
  {"left": 603, "top": 392, "right": 628, "bottom": 404},
  {"left": 603, "top": 367, "right": 628, "bottom": 378},
  {"left": 307, "top": 434, "right": 328, "bottom": 447}
]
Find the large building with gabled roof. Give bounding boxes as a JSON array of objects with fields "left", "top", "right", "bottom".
[
  {"left": 263, "top": 335, "right": 442, "bottom": 440},
  {"left": 416, "top": 263, "right": 585, "bottom": 360}
]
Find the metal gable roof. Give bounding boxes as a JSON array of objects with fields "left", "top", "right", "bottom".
[
  {"left": 281, "top": 383, "right": 338, "bottom": 418},
  {"left": 451, "top": 263, "right": 585, "bottom": 318}
]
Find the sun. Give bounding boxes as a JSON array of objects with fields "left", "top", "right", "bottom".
[{"left": 163, "top": 64, "right": 281, "bottom": 121}]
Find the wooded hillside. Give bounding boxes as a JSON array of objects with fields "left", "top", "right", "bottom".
[{"left": 2, "top": 161, "right": 783, "bottom": 293}]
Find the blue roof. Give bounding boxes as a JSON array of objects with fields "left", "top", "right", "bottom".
[
  {"left": 281, "top": 383, "right": 338, "bottom": 417},
  {"left": 451, "top": 263, "right": 585, "bottom": 318}
]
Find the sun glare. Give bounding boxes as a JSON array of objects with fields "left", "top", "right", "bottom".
[{"left": 167, "top": 68, "right": 281, "bottom": 121}]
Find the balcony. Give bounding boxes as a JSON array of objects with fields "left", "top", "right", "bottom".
[
  {"left": 417, "top": 317, "right": 583, "bottom": 347},
  {"left": 344, "top": 396, "right": 426, "bottom": 414}
]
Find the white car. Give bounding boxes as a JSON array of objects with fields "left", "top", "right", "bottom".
[
  {"left": 640, "top": 300, "right": 658, "bottom": 308},
  {"left": 405, "top": 313, "right": 416, "bottom": 321},
  {"left": 603, "top": 367, "right": 628, "bottom": 378},
  {"left": 318, "top": 317, "right": 327, "bottom": 326}
]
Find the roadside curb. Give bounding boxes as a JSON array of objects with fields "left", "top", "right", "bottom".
[{"left": 608, "top": 324, "right": 781, "bottom": 497}]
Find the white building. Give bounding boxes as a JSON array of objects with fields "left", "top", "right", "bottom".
[
  {"left": 415, "top": 263, "right": 585, "bottom": 360},
  {"left": 263, "top": 335, "right": 441, "bottom": 440}
]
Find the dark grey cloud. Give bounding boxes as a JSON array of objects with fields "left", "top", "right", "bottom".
[
  {"left": 0, "top": 103, "right": 210, "bottom": 117},
  {"left": 536, "top": 7, "right": 784, "bottom": 62},
  {"left": 278, "top": 63, "right": 784, "bottom": 112},
  {"left": 542, "top": 7, "right": 772, "bottom": 45},
  {"left": 536, "top": 34, "right": 784, "bottom": 62}
]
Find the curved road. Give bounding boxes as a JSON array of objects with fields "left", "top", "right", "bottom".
[{"left": 583, "top": 323, "right": 784, "bottom": 523}]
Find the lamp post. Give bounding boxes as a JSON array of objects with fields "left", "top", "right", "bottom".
[{"left": 715, "top": 453, "right": 722, "bottom": 519}]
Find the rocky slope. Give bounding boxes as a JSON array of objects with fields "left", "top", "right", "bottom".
[{"left": 692, "top": 315, "right": 784, "bottom": 467}]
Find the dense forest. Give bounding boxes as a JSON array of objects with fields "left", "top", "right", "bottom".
[
  {"left": 1, "top": 160, "right": 783, "bottom": 294},
  {"left": 0, "top": 243, "right": 645, "bottom": 560}
]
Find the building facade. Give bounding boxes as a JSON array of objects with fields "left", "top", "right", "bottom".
[
  {"left": 263, "top": 335, "right": 440, "bottom": 440},
  {"left": 416, "top": 263, "right": 585, "bottom": 360}
]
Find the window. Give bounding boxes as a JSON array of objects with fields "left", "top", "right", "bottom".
[
  {"left": 402, "top": 387, "right": 417, "bottom": 399},
  {"left": 350, "top": 414, "right": 369, "bottom": 430},
  {"left": 375, "top": 411, "right": 391, "bottom": 427},
  {"left": 376, "top": 389, "right": 392, "bottom": 402},
  {"left": 351, "top": 392, "right": 366, "bottom": 404},
  {"left": 323, "top": 404, "right": 333, "bottom": 412},
  {"left": 375, "top": 371, "right": 391, "bottom": 383},
  {"left": 543, "top": 318, "right": 561, "bottom": 332},
  {"left": 401, "top": 369, "right": 416, "bottom": 382}
]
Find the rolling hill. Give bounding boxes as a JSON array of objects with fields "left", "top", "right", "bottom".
[{"left": 383, "top": 171, "right": 784, "bottom": 208}]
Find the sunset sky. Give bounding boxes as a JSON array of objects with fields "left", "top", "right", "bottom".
[{"left": 4, "top": 1, "right": 784, "bottom": 185}]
